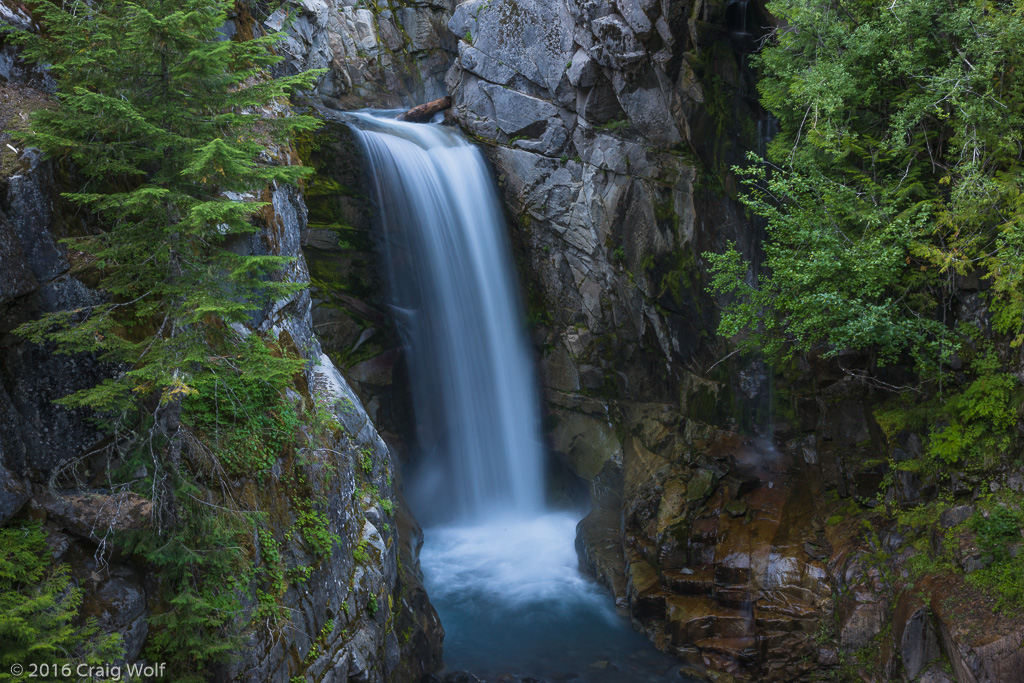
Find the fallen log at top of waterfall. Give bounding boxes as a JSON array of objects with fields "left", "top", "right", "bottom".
[{"left": 397, "top": 96, "right": 452, "bottom": 123}]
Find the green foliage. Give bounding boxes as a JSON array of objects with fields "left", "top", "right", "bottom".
[
  {"left": 707, "top": 0, "right": 1024, "bottom": 365},
  {"left": 595, "top": 117, "right": 628, "bottom": 132},
  {"left": 966, "top": 502, "right": 1024, "bottom": 610},
  {"left": 302, "top": 388, "right": 345, "bottom": 453},
  {"left": 5, "top": 1, "right": 325, "bottom": 676},
  {"left": 296, "top": 510, "right": 338, "bottom": 560},
  {"left": 0, "top": 523, "right": 122, "bottom": 679},
  {"left": 353, "top": 540, "right": 370, "bottom": 565},
  {"left": 380, "top": 499, "right": 395, "bottom": 517},
  {"left": 9, "top": 0, "right": 320, "bottom": 414},
  {"left": 895, "top": 495, "right": 1024, "bottom": 609},
  {"left": 182, "top": 335, "right": 305, "bottom": 477},
  {"left": 121, "top": 494, "right": 252, "bottom": 678},
  {"left": 706, "top": 172, "right": 945, "bottom": 368},
  {"left": 301, "top": 618, "right": 334, "bottom": 666},
  {"left": 968, "top": 556, "right": 1024, "bottom": 611},
  {"left": 926, "top": 372, "right": 1018, "bottom": 468},
  {"left": 971, "top": 505, "right": 1024, "bottom": 565},
  {"left": 254, "top": 527, "right": 287, "bottom": 621},
  {"left": 874, "top": 348, "right": 1021, "bottom": 470}
]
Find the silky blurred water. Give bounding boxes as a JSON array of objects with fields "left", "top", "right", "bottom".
[
  {"left": 350, "top": 113, "right": 692, "bottom": 682},
  {"left": 349, "top": 111, "right": 544, "bottom": 524},
  {"left": 422, "top": 512, "right": 692, "bottom": 682}
]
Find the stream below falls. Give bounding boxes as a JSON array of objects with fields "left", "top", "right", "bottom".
[
  {"left": 422, "top": 513, "right": 694, "bottom": 682},
  {"left": 349, "top": 112, "right": 695, "bottom": 682}
]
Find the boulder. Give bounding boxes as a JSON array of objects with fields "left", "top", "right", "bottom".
[
  {"left": 576, "top": 507, "right": 628, "bottom": 607},
  {"left": 0, "top": 463, "right": 29, "bottom": 525},
  {"left": 590, "top": 15, "right": 646, "bottom": 69},
  {"left": 85, "top": 576, "right": 149, "bottom": 662},
  {"left": 550, "top": 408, "right": 622, "bottom": 479},
  {"left": 939, "top": 504, "right": 975, "bottom": 529},
  {"left": 893, "top": 593, "right": 941, "bottom": 680},
  {"left": 566, "top": 48, "right": 599, "bottom": 88},
  {"left": 615, "top": 0, "right": 654, "bottom": 36},
  {"left": 36, "top": 490, "right": 152, "bottom": 540},
  {"left": 577, "top": 79, "right": 625, "bottom": 124}
]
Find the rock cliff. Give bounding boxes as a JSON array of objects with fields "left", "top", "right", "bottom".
[
  {"left": 270, "top": 0, "right": 457, "bottom": 110},
  {"left": 442, "top": 0, "right": 1024, "bottom": 680},
  {"left": 0, "top": 3, "right": 442, "bottom": 680}
]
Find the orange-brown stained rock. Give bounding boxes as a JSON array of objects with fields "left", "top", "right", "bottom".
[
  {"left": 663, "top": 566, "right": 715, "bottom": 595},
  {"left": 611, "top": 431, "right": 837, "bottom": 680},
  {"left": 922, "top": 574, "right": 1024, "bottom": 683},
  {"left": 576, "top": 506, "right": 628, "bottom": 609},
  {"left": 623, "top": 435, "right": 671, "bottom": 502}
]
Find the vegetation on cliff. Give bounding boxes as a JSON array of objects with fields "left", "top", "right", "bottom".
[
  {"left": 0, "top": 523, "right": 122, "bottom": 677},
  {"left": 11, "top": 0, "right": 318, "bottom": 426},
  {"left": 708, "top": 0, "right": 1024, "bottom": 625},
  {"left": 709, "top": 0, "right": 1024, "bottom": 469},
  {"left": 3, "top": 0, "right": 342, "bottom": 676}
]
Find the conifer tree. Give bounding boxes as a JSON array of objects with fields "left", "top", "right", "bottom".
[
  {"left": 0, "top": 523, "right": 123, "bottom": 676},
  {"left": 10, "top": 0, "right": 318, "bottom": 511},
  {"left": 5, "top": 0, "right": 324, "bottom": 673}
]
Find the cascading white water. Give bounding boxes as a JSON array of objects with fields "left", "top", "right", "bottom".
[
  {"left": 349, "top": 112, "right": 544, "bottom": 522},
  {"left": 349, "top": 112, "right": 687, "bottom": 681}
]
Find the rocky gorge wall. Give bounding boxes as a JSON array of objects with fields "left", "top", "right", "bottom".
[
  {"left": 440, "top": 0, "right": 1024, "bottom": 681},
  {"left": 253, "top": 0, "right": 1024, "bottom": 679},
  {"left": 3, "top": 0, "right": 1022, "bottom": 680},
  {"left": 258, "top": 0, "right": 1024, "bottom": 679},
  {"left": 267, "top": 0, "right": 457, "bottom": 111},
  {"left": 0, "top": 2, "right": 446, "bottom": 681}
]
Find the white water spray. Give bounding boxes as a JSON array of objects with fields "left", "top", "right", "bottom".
[{"left": 349, "top": 112, "right": 685, "bottom": 681}]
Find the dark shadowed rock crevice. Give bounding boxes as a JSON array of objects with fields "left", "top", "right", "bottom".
[{"left": 443, "top": 0, "right": 1024, "bottom": 680}]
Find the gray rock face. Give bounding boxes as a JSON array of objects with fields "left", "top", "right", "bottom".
[
  {"left": 0, "top": 6, "right": 55, "bottom": 92},
  {"left": 0, "top": 148, "right": 109, "bottom": 478},
  {"left": 0, "top": 149, "right": 63, "bottom": 303},
  {"left": 447, "top": 0, "right": 726, "bottom": 419},
  {"left": 591, "top": 14, "right": 646, "bottom": 69},
  {"left": 0, "top": 463, "right": 28, "bottom": 524},
  {"left": 270, "top": 0, "right": 457, "bottom": 109},
  {"left": 899, "top": 605, "right": 942, "bottom": 680},
  {"left": 939, "top": 504, "right": 975, "bottom": 529},
  {"left": 6, "top": 150, "right": 64, "bottom": 284},
  {"left": 0, "top": 203, "right": 37, "bottom": 302},
  {"left": 87, "top": 575, "right": 149, "bottom": 663}
]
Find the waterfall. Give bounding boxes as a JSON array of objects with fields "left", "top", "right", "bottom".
[
  {"left": 349, "top": 112, "right": 544, "bottom": 523},
  {"left": 348, "top": 112, "right": 686, "bottom": 681}
]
